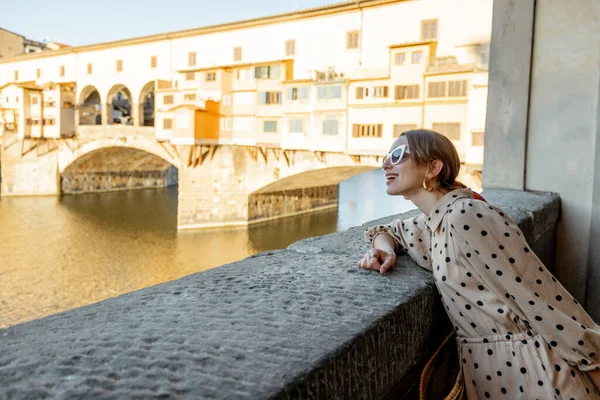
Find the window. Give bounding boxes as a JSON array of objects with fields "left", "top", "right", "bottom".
[
  {"left": 322, "top": 116, "right": 339, "bottom": 135},
  {"left": 43, "top": 118, "right": 55, "bottom": 126},
  {"left": 412, "top": 51, "right": 423, "bottom": 64},
  {"left": 422, "top": 19, "right": 438, "bottom": 40},
  {"left": 347, "top": 31, "right": 359, "bottom": 49},
  {"left": 234, "top": 47, "right": 242, "bottom": 62},
  {"left": 87, "top": 63, "right": 92, "bottom": 74},
  {"left": 60, "top": 65, "right": 65, "bottom": 77},
  {"left": 352, "top": 124, "right": 383, "bottom": 138},
  {"left": 254, "top": 65, "right": 280, "bottom": 79},
  {"left": 206, "top": 72, "right": 216, "bottom": 82},
  {"left": 36, "top": 69, "right": 40, "bottom": 79},
  {"left": 221, "top": 118, "right": 232, "bottom": 131},
  {"left": 372, "top": 86, "right": 389, "bottom": 98},
  {"left": 30, "top": 97, "right": 38, "bottom": 105},
  {"left": 116, "top": 59, "right": 123, "bottom": 72},
  {"left": 263, "top": 120, "right": 278, "bottom": 133},
  {"left": 222, "top": 95, "right": 231, "bottom": 106},
  {"left": 428, "top": 82, "right": 446, "bottom": 97},
  {"left": 448, "top": 80, "right": 468, "bottom": 97},
  {"left": 14, "top": 71, "right": 18, "bottom": 81},
  {"left": 237, "top": 68, "right": 250, "bottom": 80},
  {"left": 287, "top": 87, "right": 308, "bottom": 101},
  {"left": 317, "top": 85, "right": 342, "bottom": 100},
  {"left": 258, "top": 91, "right": 282, "bottom": 105},
  {"left": 151, "top": 56, "right": 157, "bottom": 69},
  {"left": 44, "top": 101, "right": 56, "bottom": 108},
  {"left": 188, "top": 52, "right": 196, "bottom": 67},
  {"left": 394, "top": 85, "right": 420, "bottom": 100},
  {"left": 63, "top": 102, "right": 73, "bottom": 109},
  {"left": 432, "top": 122, "right": 461, "bottom": 140},
  {"left": 163, "top": 118, "right": 173, "bottom": 129},
  {"left": 393, "top": 124, "right": 418, "bottom": 137},
  {"left": 356, "top": 87, "right": 364, "bottom": 99},
  {"left": 472, "top": 131, "right": 484, "bottom": 146},
  {"left": 428, "top": 81, "right": 447, "bottom": 98},
  {"left": 289, "top": 119, "right": 304, "bottom": 133},
  {"left": 163, "top": 95, "right": 174, "bottom": 105},
  {"left": 285, "top": 40, "right": 296, "bottom": 56},
  {"left": 185, "top": 72, "right": 195, "bottom": 81},
  {"left": 395, "top": 52, "right": 406, "bottom": 65},
  {"left": 184, "top": 94, "right": 196, "bottom": 101}
]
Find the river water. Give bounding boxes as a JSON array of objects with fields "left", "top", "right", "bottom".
[{"left": 0, "top": 168, "right": 416, "bottom": 328}]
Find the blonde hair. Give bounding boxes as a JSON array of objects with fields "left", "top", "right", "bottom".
[{"left": 399, "top": 129, "right": 467, "bottom": 192}]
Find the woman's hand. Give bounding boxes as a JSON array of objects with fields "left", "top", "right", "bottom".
[{"left": 357, "top": 248, "right": 396, "bottom": 274}]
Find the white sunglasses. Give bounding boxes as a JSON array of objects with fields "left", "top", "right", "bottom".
[{"left": 382, "top": 144, "right": 410, "bottom": 167}]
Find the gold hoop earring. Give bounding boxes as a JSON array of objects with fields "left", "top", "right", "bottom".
[{"left": 422, "top": 178, "right": 433, "bottom": 192}]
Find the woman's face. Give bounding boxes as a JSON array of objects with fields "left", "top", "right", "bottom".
[{"left": 382, "top": 136, "right": 427, "bottom": 196}]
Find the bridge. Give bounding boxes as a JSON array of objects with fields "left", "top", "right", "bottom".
[{"left": 0, "top": 98, "right": 380, "bottom": 229}]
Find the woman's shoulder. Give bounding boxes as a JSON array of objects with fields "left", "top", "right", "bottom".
[{"left": 446, "top": 196, "right": 506, "bottom": 226}]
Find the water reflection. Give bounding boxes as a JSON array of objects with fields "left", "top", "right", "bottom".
[{"left": 0, "top": 168, "right": 415, "bottom": 327}]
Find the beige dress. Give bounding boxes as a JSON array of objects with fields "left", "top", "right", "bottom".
[{"left": 365, "top": 188, "right": 600, "bottom": 399}]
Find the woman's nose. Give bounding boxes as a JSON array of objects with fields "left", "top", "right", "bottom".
[{"left": 381, "top": 156, "right": 392, "bottom": 170}]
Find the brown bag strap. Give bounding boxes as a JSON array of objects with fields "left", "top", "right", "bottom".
[{"left": 419, "top": 328, "right": 464, "bottom": 400}]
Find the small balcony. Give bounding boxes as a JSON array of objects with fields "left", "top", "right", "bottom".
[{"left": 426, "top": 56, "right": 487, "bottom": 74}]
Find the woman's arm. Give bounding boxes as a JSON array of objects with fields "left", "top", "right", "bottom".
[{"left": 362, "top": 213, "right": 432, "bottom": 272}]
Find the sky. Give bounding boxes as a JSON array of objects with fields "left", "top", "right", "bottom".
[{"left": 1, "top": 0, "right": 337, "bottom": 46}]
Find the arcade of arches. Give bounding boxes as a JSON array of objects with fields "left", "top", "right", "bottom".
[{"left": 77, "top": 82, "right": 155, "bottom": 127}]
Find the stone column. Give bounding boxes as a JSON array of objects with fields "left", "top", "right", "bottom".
[
  {"left": 101, "top": 103, "right": 109, "bottom": 125},
  {"left": 482, "top": 0, "right": 535, "bottom": 190},
  {"left": 131, "top": 102, "right": 140, "bottom": 126},
  {"left": 484, "top": 0, "right": 600, "bottom": 315}
]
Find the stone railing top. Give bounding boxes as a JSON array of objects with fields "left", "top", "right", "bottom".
[{"left": 0, "top": 189, "right": 560, "bottom": 399}]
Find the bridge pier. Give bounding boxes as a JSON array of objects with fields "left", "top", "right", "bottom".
[
  {"left": 177, "top": 146, "right": 253, "bottom": 229},
  {"left": 0, "top": 134, "right": 60, "bottom": 196}
]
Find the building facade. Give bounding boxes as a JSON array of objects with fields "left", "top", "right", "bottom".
[
  {"left": 0, "top": 0, "right": 492, "bottom": 172},
  {"left": 0, "top": 28, "right": 46, "bottom": 59}
]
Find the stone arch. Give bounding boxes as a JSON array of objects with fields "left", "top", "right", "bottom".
[
  {"left": 247, "top": 166, "right": 376, "bottom": 223},
  {"left": 138, "top": 81, "right": 155, "bottom": 127},
  {"left": 249, "top": 165, "right": 377, "bottom": 195},
  {"left": 59, "top": 137, "right": 181, "bottom": 174},
  {"left": 107, "top": 84, "right": 133, "bottom": 125},
  {"left": 78, "top": 85, "right": 102, "bottom": 125},
  {"left": 59, "top": 142, "right": 180, "bottom": 194}
]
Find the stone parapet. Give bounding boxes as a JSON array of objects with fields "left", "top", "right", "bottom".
[{"left": 0, "top": 190, "right": 560, "bottom": 399}]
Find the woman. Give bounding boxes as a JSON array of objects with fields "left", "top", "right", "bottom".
[{"left": 358, "top": 129, "right": 600, "bottom": 399}]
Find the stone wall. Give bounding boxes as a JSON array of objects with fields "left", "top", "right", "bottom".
[
  {"left": 0, "top": 134, "right": 60, "bottom": 196},
  {"left": 248, "top": 185, "right": 339, "bottom": 223},
  {"left": 61, "top": 165, "right": 178, "bottom": 194},
  {"left": 0, "top": 189, "right": 560, "bottom": 399}
]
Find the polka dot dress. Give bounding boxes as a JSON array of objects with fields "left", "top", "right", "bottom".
[{"left": 365, "top": 189, "right": 600, "bottom": 399}]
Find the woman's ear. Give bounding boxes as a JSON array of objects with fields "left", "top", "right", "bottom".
[{"left": 429, "top": 159, "right": 444, "bottom": 179}]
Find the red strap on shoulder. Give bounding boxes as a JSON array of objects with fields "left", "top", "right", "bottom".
[{"left": 473, "top": 192, "right": 487, "bottom": 202}]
